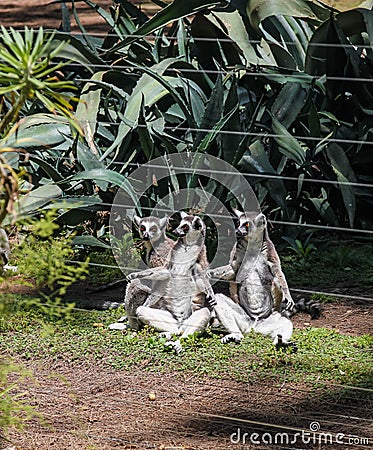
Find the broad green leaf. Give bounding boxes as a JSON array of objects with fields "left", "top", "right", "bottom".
[
  {"left": 103, "top": 59, "right": 205, "bottom": 157},
  {"left": 326, "top": 143, "right": 357, "bottom": 227},
  {"left": 309, "top": 189, "right": 339, "bottom": 226},
  {"left": 70, "top": 169, "right": 138, "bottom": 206},
  {"left": 193, "top": 74, "right": 224, "bottom": 151},
  {"left": 221, "top": 77, "right": 245, "bottom": 165},
  {"left": 305, "top": 8, "right": 372, "bottom": 76},
  {"left": 246, "top": 0, "right": 328, "bottom": 31},
  {"left": 28, "top": 155, "right": 70, "bottom": 190},
  {"left": 196, "top": 105, "right": 239, "bottom": 153},
  {"left": 263, "top": 16, "right": 306, "bottom": 69},
  {"left": 72, "top": 235, "right": 111, "bottom": 249},
  {"left": 272, "top": 115, "right": 308, "bottom": 166},
  {"left": 271, "top": 82, "right": 307, "bottom": 129},
  {"left": 108, "top": 0, "right": 222, "bottom": 53},
  {"left": 16, "top": 184, "right": 62, "bottom": 215},
  {"left": 76, "top": 141, "right": 107, "bottom": 191},
  {"left": 76, "top": 72, "right": 105, "bottom": 139},
  {"left": 138, "top": 96, "right": 156, "bottom": 160},
  {"left": 213, "top": 10, "right": 259, "bottom": 64},
  {"left": 241, "top": 140, "right": 287, "bottom": 210},
  {"left": 52, "top": 33, "right": 106, "bottom": 73},
  {"left": 45, "top": 196, "right": 103, "bottom": 210},
  {"left": 3, "top": 114, "right": 70, "bottom": 149},
  {"left": 190, "top": 13, "right": 243, "bottom": 68}
]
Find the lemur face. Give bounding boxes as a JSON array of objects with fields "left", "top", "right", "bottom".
[
  {"left": 233, "top": 210, "right": 266, "bottom": 239},
  {"left": 174, "top": 212, "right": 205, "bottom": 239},
  {"left": 133, "top": 216, "right": 168, "bottom": 242}
]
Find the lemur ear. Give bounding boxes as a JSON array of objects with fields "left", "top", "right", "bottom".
[
  {"left": 159, "top": 216, "right": 168, "bottom": 229},
  {"left": 233, "top": 208, "right": 244, "bottom": 218},
  {"left": 133, "top": 215, "right": 141, "bottom": 227},
  {"left": 254, "top": 213, "right": 266, "bottom": 226},
  {"left": 193, "top": 217, "right": 203, "bottom": 230},
  {"left": 179, "top": 211, "right": 188, "bottom": 219}
]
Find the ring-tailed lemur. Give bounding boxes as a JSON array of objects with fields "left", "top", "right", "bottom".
[
  {"left": 210, "top": 210, "right": 321, "bottom": 317},
  {"left": 209, "top": 211, "right": 319, "bottom": 348},
  {"left": 108, "top": 215, "right": 174, "bottom": 328},
  {"left": 127, "top": 213, "right": 215, "bottom": 353}
]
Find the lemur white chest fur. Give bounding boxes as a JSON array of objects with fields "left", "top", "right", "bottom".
[
  {"left": 148, "top": 214, "right": 205, "bottom": 322},
  {"left": 161, "top": 214, "right": 208, "bottom": 322},
  {"left": 233, "top": 212, "right": 274, "bottom": 319}
]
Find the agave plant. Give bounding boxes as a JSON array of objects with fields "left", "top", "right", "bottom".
[{"left": 0, "top": 26, "right": 80, "bottom": 134}]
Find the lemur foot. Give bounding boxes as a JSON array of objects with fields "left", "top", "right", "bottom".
[
  {"left": 159, "top": 331, "right": 174, "bottom": 340},
  {"left": 108, "top": 319, "right": 129, "bottom": 331},
  {"left": 221, "top": 333, "right": 243, "bottom": 344},
  {"left": 275, "top": 335, "right": 297, "bottom": 353},
  {"left": 3, "top": 264, "right": 18, "bottom": 273},
  {"left": 165, "top": 339, "right": 183, "bottom": 354}
]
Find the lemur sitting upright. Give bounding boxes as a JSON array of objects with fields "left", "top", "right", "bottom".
[
  {"left": 110, "top": 215, "right": 174, "bottom": 330},
  {"left": 209, "top": 211, "right": 319, "bottom": 348},
  {"left": 127, "top": 213, "right": 215, "bottom": 353}
]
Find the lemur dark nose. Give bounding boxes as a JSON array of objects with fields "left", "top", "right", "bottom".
[
  {"left": 142, "top": 232, "right": 150, "bottom": 240},
  {"left": 174, "top": 228, "right": 185, "bottom": 237},
  {"left": 236, "top": 228, "right": 246, "bottom": 237}
]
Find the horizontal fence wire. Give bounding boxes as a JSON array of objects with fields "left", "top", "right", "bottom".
[
  {"left": 13, "top": 28, "right": 373, "bottom": 50},
  {"left": 6, "top": 254, "right": 371, "bottom": 303},
  {"left": 18, "top": 153, "right": 373, "bottom": 190},
  {"left": 9, "top": 192, "right": 373, "bottom": 235},
  {"left": 19, "top": 117, "right": 373, "bottom": 146},
  {"left": 54, "top": 61, "right": 373, "bottom": 84}
]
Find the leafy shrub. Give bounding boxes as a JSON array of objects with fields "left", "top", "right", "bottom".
[{"left": 13, "top": 211, "right": 89, "bottom": 296}]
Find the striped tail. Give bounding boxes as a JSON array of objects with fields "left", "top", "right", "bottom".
[
  {"left": 293, "top": 297, "right": 321, "bottom": 319},
  {"left": 282, "top": 297, "right": 321, "bottom": 319}
]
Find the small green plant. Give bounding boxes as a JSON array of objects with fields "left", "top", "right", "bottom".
[
  {"left": 0, "top": 361, "right": 37, "bottom": 434},
  {"left": 14, "top": 210, "right": 89, "bottom": 297},
  {"left": 282, "top": 234, "right": 316, "bottom": 269},
  {"left": 327, "top": 245, "right": 353, "bottom": 270}
]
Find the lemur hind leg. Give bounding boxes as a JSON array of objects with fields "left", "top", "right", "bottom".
[
  {"left": 179, "top": 307, "right": 211, "bottom": 338},
  {"left": 214, "top": 294, "right": 254, "bottom": 343},
  {"left": 254, "top": 312, "right": 296, "bottom": 351},
  {"left": 136, "top": 305, "right": 179, "bottom": 334}
]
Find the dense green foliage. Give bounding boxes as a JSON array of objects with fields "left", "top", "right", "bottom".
[{"left": 0, "top": 0, "right": 371, "bottom": 237}]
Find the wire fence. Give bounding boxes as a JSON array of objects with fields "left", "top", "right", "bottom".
[{"left": 3, "top": 13, "right": 373, "bottom": 449}]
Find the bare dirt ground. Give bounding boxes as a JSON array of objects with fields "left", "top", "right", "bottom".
[
  {"left": 0, "top": 1, "right": 158, "bottom": 32},
  {"left": 3, "top": 352, "right": 373, "bottom": 450}
]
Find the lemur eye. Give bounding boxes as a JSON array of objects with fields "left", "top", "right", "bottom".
[
  {"left": 245, "top": 222, "right": 250, "bottom": 228},
  {"left": 150, "top": 226, "right": 157, "bottom": 232},
  {"left": 182, "top": 224, "right": 189, "bottom": 232},
  {"left": 140, "top": 225, "right": 146, "bottom": 232}
]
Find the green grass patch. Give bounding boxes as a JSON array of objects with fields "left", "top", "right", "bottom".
[{"left": 1, "top": 300, "right": 372, "bottom": 386}]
